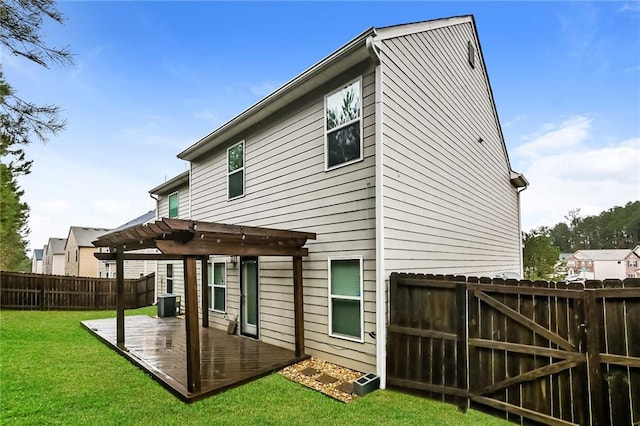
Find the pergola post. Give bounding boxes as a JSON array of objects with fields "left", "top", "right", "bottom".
[
  {"left": 183, "top": 256, "right": 201, "bottom": 392},
  {"left": 116, "top": 248, "right": 125, "bottom": 349},
  {"left": 200, "top": 256, "right": 209, "bottom": 328},
  {"left": 293, "top": 256, "right": 305, "bottom": 357}
]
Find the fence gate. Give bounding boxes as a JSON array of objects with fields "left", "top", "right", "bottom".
[
  {"left": 467, "top": 278, "right": 589, "bottom": 425},
  {"left": 387, "top": 273, "right": 640, "bottom": 426}
]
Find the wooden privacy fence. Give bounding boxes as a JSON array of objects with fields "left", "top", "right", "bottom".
[
  {"left": 387, "top": 273, "right": 640, "bottom": 426},
  {"left": 0, "top": 272, "right": 155, "bottom": 310}
]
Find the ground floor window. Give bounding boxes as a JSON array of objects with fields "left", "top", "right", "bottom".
[
  {"left": 208, "top": 262, "right": 226, "bottom": 312},
  {"left": 166, "top": 264, "right": 173, "bottom": 294},
  {"left": 328, "top": 256, "right": 363, "bottom": 342}
]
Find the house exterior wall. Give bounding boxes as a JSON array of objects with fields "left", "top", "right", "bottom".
[
  {"left": 64, "top": 232, "right": 79, "bottom": 276},
  {"left": 31, "top": 258, "right": 43, "bottom": 273},
  {"left": 43, "top": 239, "right": 66, "bottom": 275},
  {"left": 52, "top": 254, "right": 65, "bottom": 275},
  {"left": 78, "top": 247, "right": 100, "bottom": 277},
  {"left": 593, "top": 260, "right": 626, "bottom": 280},
  {"left": 188, "top": 64, "right": 378, "bottom": 372},
  {"left": 156, "top": 181, "right": 191, "bottom": 308},
  {"left": 625, "top": 253, "right": 640, "bottom": 278},
  {"left": 379, "top": 21, "right": 522, "bottom": 277}
]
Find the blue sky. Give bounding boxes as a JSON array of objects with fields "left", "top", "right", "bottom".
[{"left": 3, "top": 1, "right": 639, "bottom": 252}]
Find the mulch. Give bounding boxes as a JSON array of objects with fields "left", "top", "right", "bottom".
[{"left": 279, "top": 357, "right": 364, "bottom": 403}]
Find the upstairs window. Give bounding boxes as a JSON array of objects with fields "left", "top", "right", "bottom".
[
  {"left": 168, "top": 192, "right": 179, "bottom": 218},
  {"left": 328, "top": 257, "right": 363, "bottom": 342},
  {"left": 325, "top": 79, "right": 363, "bottom": 170},
  {"left": 227, "top": 141, "right": 245, "bottom": 200}
]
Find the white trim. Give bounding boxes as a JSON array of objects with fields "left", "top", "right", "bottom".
[
  {"left": 374, "top": 16, "right": 472, "bottom": 41},
  {"left": 373, "top": 58, "right": 387, "bottom": 388},
  {"left": 327, "top": 255, "right": 364, "bottom": 343},
  {"left": 324, "top": 77, "right": 364, "bottom": 172},
  {"left": 167, "top": 191, "right": 179, "bottom": 218},
  {"left": 208, "top": 261, "right": 227, "bottom": 313},
  {"left": 188, "top": 163, "right": 192, "bottom": 219},
  {"left": 166, "top": 263, "right": 174, "bottom": 294},
  {"left": 226, "top": 140, "right": 246, "bottom": 201}
]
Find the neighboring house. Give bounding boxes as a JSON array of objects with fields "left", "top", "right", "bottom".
[
  {"left": 149, "top": 16, "right": 527, "bottom": 381},
  {"left": 149, "top": 171, "right": 190, "bottom": 304},
  {"left": 43, "top": 238, "right": 66, "bottom": 275},
  {"left": 31, "top": 248, "right": 43, "bottom": 273},
  {"left": 625, "top": 246, "right": 640, "bottom": 278},
  {"left": 97, "top": 210, "right": 157, "bottom": 279},
  {"left": 566, "top": 249, "right": 631, "bottom": 280},
  {"left": 64, "top": 227, "right": 111, "bottom": 277}
]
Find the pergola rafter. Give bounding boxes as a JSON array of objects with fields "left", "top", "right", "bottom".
[{"left": 93, "top": 217, "right": 315, "bottom": 393}]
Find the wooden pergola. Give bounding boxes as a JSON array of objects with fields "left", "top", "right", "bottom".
[{"left": 93, "top": 218, "right": 316, "bottom": 393}]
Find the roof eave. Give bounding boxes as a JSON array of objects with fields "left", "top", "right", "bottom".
[
  {"left": 149, "top": 170, "right": 190, "bottom": 195},
  {"left": 510, "top": 170, "right": 529, "bottom": 190},
  {"left": 178, "top": 27, "right": 377, "bottom": 161}
]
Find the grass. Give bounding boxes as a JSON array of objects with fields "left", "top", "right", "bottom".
[{"left": 1, "top": 308, "right": 510, "bottom": 425}]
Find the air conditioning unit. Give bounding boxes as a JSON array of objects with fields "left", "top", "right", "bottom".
[{"left": 157, "top": 294, "right": 177, "bottom": 317}]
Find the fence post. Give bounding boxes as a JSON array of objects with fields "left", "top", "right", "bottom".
[
  {"left": 455, "top": 277, "right": 469, "bottom": 412},
  {"left": 584, "top": 288, "right": 605, "bottom": 426},
  {"left": 40, "top": 276, "right": 45, "bottom": 310}
]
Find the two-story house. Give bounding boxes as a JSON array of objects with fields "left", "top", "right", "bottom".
[
  {"left": 149, "top": 171, "right": 190, "bottom": 304},
  {"left": 566, "top": 249, "right": 631, "bottom": 280},
  {"left": 625, "top": 246, "right": 640, "bottom": 278},
  {"left": 31, "top": 248, "right": 43, "bottom": 273},
  {"left": 64, "top": 227, "right": 111, "bottom": 277},
  {"left": 146, "top": 15, "right": 528, "bottom": 385},
  {"left": 43, "top": 237, "right": 66, "bottom": 275}
]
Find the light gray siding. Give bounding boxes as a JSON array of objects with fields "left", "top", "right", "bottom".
[
  {"left": 190, "top": 65, "right": 378, "bottom": 372},
  {"left": 380, "top": 22, "right": 522, "bottom": 277},
  {"left": 156, "top": 182, "right": 191, "bottom": 309}
]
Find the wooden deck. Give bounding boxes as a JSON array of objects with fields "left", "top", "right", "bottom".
[{"left": 82, "top": 315, "right": 307, "bottom": 402}]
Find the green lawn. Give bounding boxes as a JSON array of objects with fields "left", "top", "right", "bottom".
[{"left": 0, "top": 308, "right": 509, "bottom": 425}]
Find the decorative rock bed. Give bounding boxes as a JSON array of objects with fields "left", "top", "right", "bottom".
[{"left": 279, "top": 357, "right": 364, "bottom": 403}]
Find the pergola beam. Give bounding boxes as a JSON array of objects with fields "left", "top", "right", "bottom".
[
  {"left": 156, "top": 240, "right": 308, "bottom": 257},
  {"left": 94, "top": 253, "right": 185, "bottom": 261}
]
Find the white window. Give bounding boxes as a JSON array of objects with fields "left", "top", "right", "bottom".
[
  {"left": 328, "top": 256, "right": 363, "bottom": 342},
  {"left": 325, "top": 79, "right": 363, "bottom": 170},
  {"left": 227, "top": 141, "right": 245, "bottom": 200},
  {"left": 166, "top": 264, "right": 173, "bottom": 294},
  {"left": 208, "top": 262, "right": 226, "bottom": 312}
]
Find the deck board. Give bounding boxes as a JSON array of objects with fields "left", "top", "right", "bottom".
[{"left": 82, "top": 315, "right": 307, "bottom": 402}]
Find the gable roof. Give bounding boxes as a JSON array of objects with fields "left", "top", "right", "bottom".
[
  {"left": 33, "top": 249, "right": 43, "bottom": 260},
  {"left": 573, "top": 249, "right": 631, "bottom": 261},
  {"left": 68, "top": 227, "right": 112, "bottom": 248},
  {"left": 110, "top": 210, "right": 156, "bottom": 234},
  {"left": 46, "top": 238, "right": 67, "bottom": 255},
  {"left": 176, "top": 15, "right": 519, "bottom": 183},
  {"left": 149, "top": 171, "right": 189, "bottom": 196}
]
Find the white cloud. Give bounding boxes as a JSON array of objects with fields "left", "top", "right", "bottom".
[
  {"left": 624, "top": 65, "right": 640, "bottom": 73},
  {"left": 513, "top": 117, "right": 640, "bottom": 231},
  {"left": 515, "top": 116, "right": 591, "bottom": 158}
]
